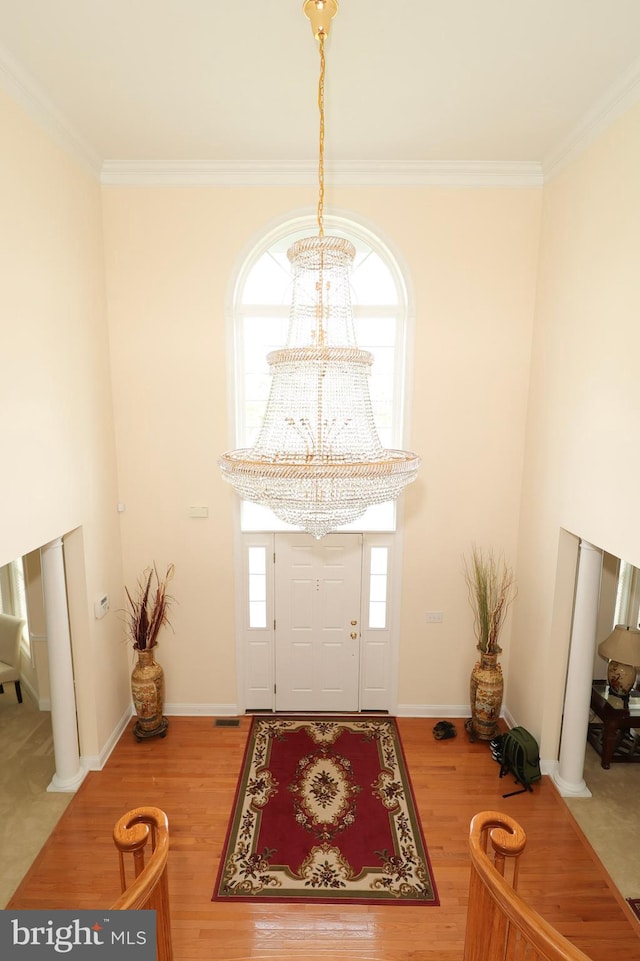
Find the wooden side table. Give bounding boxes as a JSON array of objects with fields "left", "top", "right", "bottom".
[{"left": 587, "top": 681, "right": 640, "bottom": 769}]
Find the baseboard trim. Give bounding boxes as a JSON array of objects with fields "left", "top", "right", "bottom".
[
  {"left": 80, "top": 704, "right": 133, "bottom": 772},
  {"left": 164, "top": 702, "right": 240, "bottom": 716},
  {"left": 397, "top": 704, "right": 471, "bottom": 718},
  {"left": 502, "top": 705, "right": 517, "bottom": 729}
]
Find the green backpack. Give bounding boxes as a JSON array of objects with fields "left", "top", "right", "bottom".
[{"left": 498, "top": 727, "right": 541, "bottom": 797}]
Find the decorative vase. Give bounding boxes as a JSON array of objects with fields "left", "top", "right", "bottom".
[
  {"left": 131, "top": 649, "right": 169, "bottom": 741},
  {"left": 470, "top": 650, "right": 503, "bottom": 741}
]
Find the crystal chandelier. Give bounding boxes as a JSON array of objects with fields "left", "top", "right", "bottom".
[{"left": 219, "top": 0, "right": 420, "bottom": 539}]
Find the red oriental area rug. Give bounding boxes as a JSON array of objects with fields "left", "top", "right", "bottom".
[
  {"left": 213, "top": 715, "right": 439, "bottom": 905},
  {"left": 628, "top": 899, "right": 640, "bottom": 922}
]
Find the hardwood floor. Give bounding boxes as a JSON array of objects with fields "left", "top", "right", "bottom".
[{"left": 8, "top": 715, "right": 640, "bottom": 961}]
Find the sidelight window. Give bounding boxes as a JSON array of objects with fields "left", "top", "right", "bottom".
[
  {"left": 368, "top": 547, "right": 389, "bottom": 629},
  {"left": 248, "top": 546, "right": 268, "bottom": 629}
]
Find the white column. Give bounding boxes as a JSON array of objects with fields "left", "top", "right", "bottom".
[
  {"left": 41, "top": 537, "right": 86, "bottom": 793},
  {"left": 553, "top": 539, "right": 602, "bottom": 797}
]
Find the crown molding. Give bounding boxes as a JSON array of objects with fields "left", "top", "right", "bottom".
[
  {"left": 1, "top": 30, "right": 638, "bottom": 190},
  {"left": 0, "top": 42, "right": 101, "bottom": 177},
  {"left": 100, "top": 158, "right": 544, "bottom": 187},
  {"left": 543, "top": 55, "right": 640, "bottom": 181}
]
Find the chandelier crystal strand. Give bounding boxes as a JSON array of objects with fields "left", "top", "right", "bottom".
[{"left": 218, "top": 1, "right": 420, "bottom": 538}]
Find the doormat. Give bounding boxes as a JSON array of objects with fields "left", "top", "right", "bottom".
[
  {"left": 628, "top": 899, "right": 640, "bottom": 921},
  {"left": 213, "top": 715, "right": 439, "bottom": 905}
]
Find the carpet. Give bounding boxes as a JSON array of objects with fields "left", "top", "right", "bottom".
[
  {"left": 214, "top": 715, "right": 439, "bottom": 905},
  {"left": 628, "top": 899, "right": 640, "bottom": 922}
]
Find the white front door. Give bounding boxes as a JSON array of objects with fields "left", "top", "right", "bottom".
[{"left": 274, "top": 533, "right": 363, "bottom": 711}]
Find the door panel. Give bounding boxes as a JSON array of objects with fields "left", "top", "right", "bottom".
[{"left": 275, "top": 533, "right": 362, "bottom": 711}]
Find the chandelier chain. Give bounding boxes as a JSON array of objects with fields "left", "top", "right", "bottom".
[
  {"left": 217, "top": 2, "right": 421, "bottom": 538},
  {"left": 317, "top": 31, "right": 326, "bottom": 238}
]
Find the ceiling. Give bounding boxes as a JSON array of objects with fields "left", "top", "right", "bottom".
[{"left": 1, "top": 0, "right": 640, "bottom": 176}]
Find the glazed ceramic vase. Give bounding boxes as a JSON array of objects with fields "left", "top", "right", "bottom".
[
  {"left": 470, "top": 649, "right": 503, "bottom": 741},
  {"left": 131, "top": 649, "right": 168, "bottom": 740}
]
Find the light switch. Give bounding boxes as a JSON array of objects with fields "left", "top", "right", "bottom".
[
  {"left": 94, "top": 595, "right": 110, "bottom": 619},
  {"left": 426, "top": 611, "right": 444, "bottom": 623}
]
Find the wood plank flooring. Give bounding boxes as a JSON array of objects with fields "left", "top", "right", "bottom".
[{"left": 7, "top": 716, "right": 640, "bottom": 961}]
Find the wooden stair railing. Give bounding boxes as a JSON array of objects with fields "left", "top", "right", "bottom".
[
  {"left": 464, "top": 810, "right": 593, "bottom": 961},
  {"left": 106, "top": 806, "right": 601, "bottom": 961},
  {"left": 110, "top": 806, "right": 173, "bottom": 961}
]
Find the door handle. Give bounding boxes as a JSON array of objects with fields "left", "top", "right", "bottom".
[{"left": 350, "top": 631, "right": 358, "bottom": 640}]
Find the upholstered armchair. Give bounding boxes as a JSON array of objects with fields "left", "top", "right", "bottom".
[{"left": 0, "top": 612, "right": 25, "bottom": 703}]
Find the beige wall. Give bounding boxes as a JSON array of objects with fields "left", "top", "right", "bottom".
[
  {"left": 0, "top": 89, "right": 128, "bottom": 757},
  {"left": 102, "top": 183, "right": 541, "bottom": 711},
  {"left": 511, "top": 101, "right": 640, "bottom": 754},
  {"left": 6, "top": 71, "right": 640, "bottom": 760}
]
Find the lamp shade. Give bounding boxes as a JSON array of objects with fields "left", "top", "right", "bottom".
[{"left": 598, "top": 625, "right": 640, "bottom": 667}]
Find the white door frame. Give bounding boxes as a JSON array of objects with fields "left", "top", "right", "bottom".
[{"left": 235, "top": 529, "right": 403, "bottom": 714}]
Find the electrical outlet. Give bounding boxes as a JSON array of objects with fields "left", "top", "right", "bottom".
[{"left": 426, "top": 611, "right": 444, "bottom": 623}]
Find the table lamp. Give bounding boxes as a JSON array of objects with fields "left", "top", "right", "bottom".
[{"left": 598, "top": 625, "right": 640, "bottom": 702}]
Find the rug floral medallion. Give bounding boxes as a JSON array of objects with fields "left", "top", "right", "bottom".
[{"left": 214, "top": 716, "right": 439, "bottom": 905}]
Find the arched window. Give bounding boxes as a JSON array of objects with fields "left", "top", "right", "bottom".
[{"left": 232, "top": 212, "right": 413, "bottom": 532}]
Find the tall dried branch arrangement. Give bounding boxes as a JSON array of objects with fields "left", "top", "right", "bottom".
[
  {"left": 124, "top": 563, "right": 175, "bottom": 651},
  {"left": 464, "top": 546, "right": 516, "bottom": 655}
]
